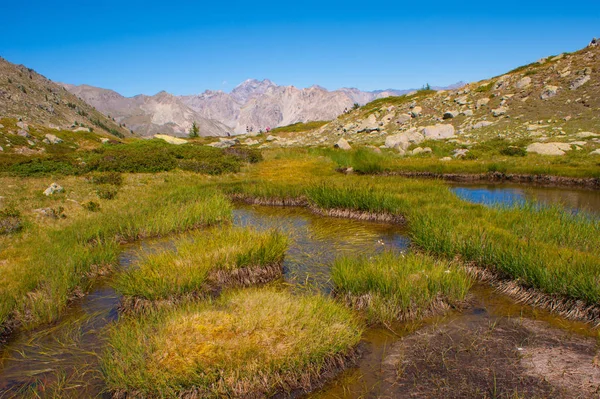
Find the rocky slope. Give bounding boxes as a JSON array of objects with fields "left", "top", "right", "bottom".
[
  {"left": 0, "top": 57, "right": 130, "bottom": 139},
  {"left": 63, "top": 79, "right": 463, "bottom": 137},
  {"left": 246, "top": 39, "right": 600, "bottom": 157},
  {"left": 62, "top": 84, "right": 231, "bottom": 137}
]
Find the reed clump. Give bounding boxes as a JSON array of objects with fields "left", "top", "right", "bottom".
[
  {"left": 102, "top": 288, "right": 363, "bottom": 398},
  {"left": 115, "top": 227, "right": 288, "bottom": 305},
  {"left": 332, "top": 251, "right": 472, "bottom": 324}
]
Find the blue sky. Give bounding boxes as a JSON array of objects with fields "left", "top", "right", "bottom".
[{"left": 1, "top": 1, "right": 598, "bottom": 97}]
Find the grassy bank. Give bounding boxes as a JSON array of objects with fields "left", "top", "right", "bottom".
[
  {"left": 115, "top": 227, "right": 288, "bottom": 304},
  {"left": 221, "top": 151, "right": 600, "bottom": 319},
  {"left": 102, "top": 288, "right": 363, "bottom": 398},
  {"left": 321, "top": 147, "right": 600, "bottom": 179},
  {"left": 0, "top": 178, "right": 232, "bottom": 336},
  {"left": 332, "top": 252, "right": 472, "bottom": 324}
]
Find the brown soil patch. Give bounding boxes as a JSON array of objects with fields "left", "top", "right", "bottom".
[{"left": 379, "top": 313, "right": 599, "bottom": 398}]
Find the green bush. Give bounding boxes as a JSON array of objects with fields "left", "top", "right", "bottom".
[
  {"left": 500, "top": 146, "right": 527, "bottom": 157},
  {"left": 88, "top": 172, "right": 123, "bottom": 186}
]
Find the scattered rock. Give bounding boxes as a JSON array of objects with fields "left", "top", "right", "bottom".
[
  {"left": 208, "top": 138, "right": 237, "bottom": 148},
  {"left": 16, "top": 121, "right": 29, "bottom": 131},
  {"left": 412, "top": 147, "right": 432, "bottom": 155},
  {"left": 0, "top": 146, "right": 3, "bottom": 152},
  {"left": 590, "top": 149, "right": 600, "bottom": 155},
  {"left": 583, "top": 67, "right": 592, "bottom": 76},
  {"left": 48, "top": 123, "right": 60, "bottom": 130},
  {"left": 440, "top": 157, "right": 452, "bottom": 161},
  {"left": 396, "top": 114, "right": 411, "bottom": 124},
  {"left": 385, "top": 130, "right": 425, "bottom": 151},
  {"left": 576, "top": 132, "right": 600, "bottom": 138},
  {"left": 100, "top": 138, "right": 110, "bottom": 144},
  {"left": 43, "top": 134, "right": 63, "bottom": 144},
  {"left": 422, "top": 124, "right": 455, "bottom": 140},
  {"left": 443, "top": 111, "right": 459, "bottom": 119},
  {"left": 476, "top": 98, "right": 490, "bottom": 108},
  {"left": 492, "top": 107, "right": 507, "bottom": 117},
  {"left": 526, "top": 142, "right": 572, "bottom": 156},
  {"left": 540, "top": 85, "right": 559, "bottom": 100},
  {"left": 515, "top": 77, "right": 532, "bottom": 89},
  {"left": 154, "top": 134, "right": 187, "bottom": 145},
  {"left": 334, "top": 138, "right": 352, "bottom": 150},
  {"left": 453, "top": 149, "right": 469, "bottom": 158},
  {"left": 266, "top": 135, "right": 277, "bottom": 142},
  {"left": 243, "top": 138, "right": 259, "bottom": 146},
  {"left": 17, "top": 129, "right": 30, "bottom": 138},
  {"left": 43, "top": 183, "right": 64, "bottom": 196},
  {"left": 570, "top": 75, "right": 590, "bottom": 90},
  {"left": 73, "top": 127, "right": 91, "bottom": 132},
  {"left": 472, "top": 121, "right": 493, "bottom": 129},
  {"left": 461, "top": 110, "right": 474, "bottom": 117},
  {"left": 410, "top": 106, "right": 422, "bottom": 118},
  {"left": 589, "top": 38, "right": 598, "bottom": 47},
  {"left": 455, "top": 96, "right": 468, "bottom": 105}
]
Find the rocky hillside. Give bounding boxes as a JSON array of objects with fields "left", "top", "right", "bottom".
[
  {"left": 179, "top": 79, "right": 418, "bottom": 135},
  {"left": 250, "top": 39, "right": 600, "bottom": 157},
  {"left": 63, "top": 79, "right": 463, "bottom": 137},
  {"left": 0, "top": 57, "right": 130, "bottom": 139},
  {"left": 61, "top": 84, "right": 231, "bottom": 138}
]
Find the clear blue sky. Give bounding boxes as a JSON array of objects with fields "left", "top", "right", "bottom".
[{"left": 1, "top": 1, "right": 598, "bottom": 97}]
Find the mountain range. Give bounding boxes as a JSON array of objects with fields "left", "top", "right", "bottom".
[{"left": 62, "top": 79, "right": 465, "bottom": 137}]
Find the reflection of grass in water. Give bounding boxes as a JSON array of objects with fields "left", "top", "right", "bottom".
[{"left": 0, "top": 307, "right": 109, "bottom": 397}]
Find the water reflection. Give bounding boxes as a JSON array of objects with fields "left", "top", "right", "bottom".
[{"left": 451, "top": 183, "right": 600, "bottom": 216}]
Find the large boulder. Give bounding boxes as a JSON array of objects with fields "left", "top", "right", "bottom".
[
  {"left": 570, "top": 75, "right": 590, "bottom": 90},
  {"left": 526, "top": 142, "right": 572, "bottom": 156},
  {"left": 421, "top": 124, "right": 455, "bottom": 140},
  {"left": 396, "top": 114, "right": 411, "bottom": 124},
  {"left": 385, "top": 129, "right": 424, "bottom": 151},
  {"left": 476, "top": 98, "right": 490, "bottom": 108},
  {"left": 334, "top": 138, "right": 352, "bottom": 150},
  {"left": 515, "top": 77, "right": 532, "bottom": 89},
  {"left": 443, "top": 110, "right": 459, "bottom": 119},
  {"left": 410, "top": 106, "right": 422, "bottom": 118},
  {"left": 540, "top": 85, "right": 559, "bottom": 100}
]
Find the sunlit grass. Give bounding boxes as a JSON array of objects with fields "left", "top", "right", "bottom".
[
  {"left": 114, "top": 227, "right": 288, "bottom": 301},
  {"left": 102, "top": 288, "right": 363, "bottom": 398},
  {"left": 0, "top": 178, "right": 232, "bottom": 333},
  {"left": 332, "top": 251, "right": 472, "bottom": 324}
]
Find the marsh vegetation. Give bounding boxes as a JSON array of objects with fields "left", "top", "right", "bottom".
[{"left": 1, "top": 145, "right": 599, "bottom": 398}]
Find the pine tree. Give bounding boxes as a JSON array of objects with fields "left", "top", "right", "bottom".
[{"left": 189, "top": 121, "right": 199, "bottom": 138}]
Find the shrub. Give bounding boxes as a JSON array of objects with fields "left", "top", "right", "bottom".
[
  {"left": 82, "top": 201, "right": 101, "bottom": 212},
  {"left": 0, "top": 208, "right": 23, "bottom": 235},
  {"left": 96, "top": 185, "right": 118, "bottom": 200},
  {"left": 88, "top": 172, "right": 123, "bottom": 186},
  {"left": 500, "top": 146, "right": 527, "bottom": 157}
]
